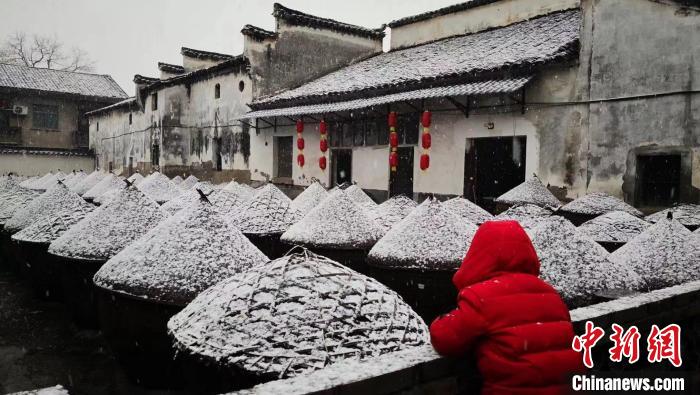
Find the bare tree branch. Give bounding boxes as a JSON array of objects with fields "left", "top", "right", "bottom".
[{"left": 0, "top": 32, "right": 94, "bottom": 72}]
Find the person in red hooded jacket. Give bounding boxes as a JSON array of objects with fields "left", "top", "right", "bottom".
[{"left": 430, "top": 220, "right": 584, "bottom": 395}]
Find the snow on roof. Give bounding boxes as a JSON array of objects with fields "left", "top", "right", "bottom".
[
  {"left": 171, "top": 175, "right": 184, "bottom": 185},
  {"left": 6, "top": 385, "right": 70, "bottom": 395},
  {"left": 559, "top": 192, "right": 643, "bottom": 217},
  {"left": 368, "top": 198, "right": 477, "bottom": 270},
  {"left": 63, "top": 171, "right": 87, "bottom": 189},
  {"left": 4, "top": 182, "right": 92, "bottom": 234},
  {"left": 367, "top": 195, "right": 417, "bottom": 234},
  {"left": 495, "top": 175, "right": 561, "bottom": 208},
  {"left": 344, "top": 184, "right": 376, "bottom": 208},
  {"left": 167, "top": 250, "right": 429, "bottom": 379},
  {"left": 127, "top": 172, "right": 144, "bottom": 186},
  {"left": 94, "top": 197, "right": 268, "bottom": 305},
  {"left": 234, "top": 184, "right": 302, "bottom": 235},
  {"left": 48, "top": 186, "right": 169, "bottom": 261},
  {"left": 281, "top": 189, "right": 382, "bottom": 249},
  {"left": 70, "top": 170, "right": 107, "bottom": 196},
  {"left": 82, "top": 173, "right": 124, "bottom": 201},
  {"left": 289, "top": 181, "right": 329, "bottom": 216},
  {"left": 179, "top": 175, "right": 199, "bottom": 190},
  {"left": 442, "top": 196, "right": 493, "bottom": 225},
  {"left": 136, "top": 171, "right": 182, "bottom": 204},
  {"left": 0, "top": 178, "right": 38, "bottom": 225},
  {"left": 578, "top": 211, "right": 651, "bottom": 244},
  {"left": 21, "top": 171, "right": 64, "bottom": 191},
  {"left": 495, "top": 203, "right": 553, "bottom": 230},
  {"left": 12, "top": 199, "right": 95, "bottom": 244},
  {"left": 646, "top": 204, "right": 700, "bottom": 228},
  {"left": 610, "top": 216, "right": 700, "bottom": 290},
  {"left": 161, "top": 182, "right": 216, "bottom": 215},
  {"left": 527, "top": 216, "right": 644, "bottom": 306}
]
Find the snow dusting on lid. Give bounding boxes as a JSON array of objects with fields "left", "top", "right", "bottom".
[
  {"left": 94, "top": 197, "right": 268, "bottom": 305},
  {"left": 610, "top": 215, "right": 700, "bottom": 290},
  {"left": 137, "top": 171, "right": 182, "bottom": 204},
  {"left": 495, "top": 203, "right": 553, "bottom": 230},
  {"left": 235, "top": 184, "right": 301, "bottom": 235},
  {"left": 223, "top": 181, "right": 255, "bottom": 201},
  {"left": 4, "top": 182, "right": 92, "bottom": 234},
  {"left": 368, "top": 198, "right": 478, "bottom": 270},
  {"left": 289, "top": 181, "right": 328, "bottom": 216},
  {"left": 495, "top": 175, "right": 561, "bottom": 208},
  {"left": 12, "top": 200, "right": 95, "bottom": 244},
  {"left": 70, "top": 170, "right": 107, "bottom": 196},
  {"left": 167, "top": 250, "right": 429, "bottom": 379},
  {"left": 127, "top": 172, "right": 144, "bottom": 186},
  {"left": 281, "top": 189, "right": 382, "bottom": 249},
  {"left": 63, "top": 170, "right": 87, "bottom": 189},
  {"left": 171, "top": 175, "right": 184, "bottom": 185},
  {"left": 161, "top": 182, "right": 215, "bottom": 215},
  {"left": 367, "top": 195, "right": 417, "bottom": 234},
  {"left": 0, "top": 179, "right": 38, "bottom": 225},
  {"left": 48, "top": 186, "right": 169, "bottom": 261},
  {"left": 179, "top": 175, "right": 199, "bottom": 190},
  {"left": 344, "top": 184, "right": 376, "bottom": 207},
  {"left": 528, "top": 216, "right": 644, "bottom": 306},
  {"left": 82, "top": 173, "right": 124, "bottom": 201},
  {"left": 646, "top": 204, "right": 700, "bottom": 228},
  {"left": 442, "top": 197, "right": 493, "bottom": 225},
  {"left": 578, "top": 211, "right": 650, "bottom": 244},
  {"left": 560, "top": 192, "right": 643, "bottom": 217}
]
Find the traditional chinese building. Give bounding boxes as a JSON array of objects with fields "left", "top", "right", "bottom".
[{"left": 0, "top": 63, "right": 127, "bottom": 175}]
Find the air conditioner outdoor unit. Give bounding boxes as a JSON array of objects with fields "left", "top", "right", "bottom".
[{"left": 13, "top": 106, "right": 29, "bottom": 115}]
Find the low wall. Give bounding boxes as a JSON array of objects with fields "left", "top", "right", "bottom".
[
  {"left": 0, "top": 153, "right": 94, "bottom": 176},
  {"left": 233, "top": 280, "right": 700, "bottom": 395}
]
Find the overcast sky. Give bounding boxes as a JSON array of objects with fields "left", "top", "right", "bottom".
[{"left": 0, "top": 0, "right": 458, "bottom": 94}]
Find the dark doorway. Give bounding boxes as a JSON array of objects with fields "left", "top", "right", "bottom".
[
  {"left": 389, "top": 147, "right": 414, "bottom": 198},
  {"left": 151, "top": 144, "right": 160, "bottom": 167},
  {"left": 331, "top": 149, "right": 352, "bottom": 186},
  {"left": 636, "top": 154, "right": 681, "bottom": 207},
  {"left": 275, "top": 136, "right": 293, "bottom": 179},
  {"left": 464, "top": 136, "right": 526, "bottom": 212},
  {"left": 213, "top": 137, "right": 223, "bottom": 171}
]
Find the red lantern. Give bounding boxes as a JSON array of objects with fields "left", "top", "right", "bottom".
[
  {"left": 420, "top": 154, "right": 430, "bottom": 170},
  {"left": 388, "top": 112, "right": 397, "bottom": 128},
  {"left": 421, "top": 133, "right": 431, "bottom": 149},
  {"left": 319, "top": 120, "right": 327, "bottom": 135},
  {"left": 297, "top": 154, "right": 305, "bottom": 167},
  {"left": 296, "top": 119, "right": 304, "bottom": 133},
  {"left": 389, "top": 132, "right": 399, "bottom": 148},
  {"left": 320, "top": 139, "right": 328, "bottom": 153},
  {"left": 389, "top": 151, "right": 399, "bottom": 168},
  {"left": 319, "top": 156, "right": 327, "bottom": 170},
  {"left": 297, "top": 137, "right": 305, "bottom": 150},
  {"left": 421, "top": 111, "right": 432, "bottom": 128}
]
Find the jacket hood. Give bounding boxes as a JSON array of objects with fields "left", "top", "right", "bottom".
[{"left": 453, "top": 220, "right": 540, "bottom": 289}]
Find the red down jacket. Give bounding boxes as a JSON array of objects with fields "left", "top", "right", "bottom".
[{"left": 430, "top": 220, "right": 584, "bottom": 395}]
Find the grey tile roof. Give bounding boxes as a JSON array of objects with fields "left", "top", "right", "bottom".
[
  {"left": 388, "top": 0, "right": 501, "bottom": 28},
  {"left": 0, "top": 147, "right": 92, "bottom": 157},
  {"left": 0, "top": 63, "right": 127, "bottom": 100},
  {"left": 253, "top": 9, "right": 580, "bottom": 109},
  {"left": 85, "top": 97, "right": 137, "bottom": 116},
  {"left": 157, "top": 62, "right": 185, "bottom": 74},
  {"left": 240, "top": 77, "right": 532, "bottom": 119},
  {"left": 241, "top": 24, "right": 278, "bottom": 41},
  {"left": 181, "top": 47, "right": 234, "bottom": 61},
  {"left": 273, "top": 3, "right": 384, "bottom": 40}
]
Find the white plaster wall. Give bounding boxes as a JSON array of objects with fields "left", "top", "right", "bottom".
[
  {"left": 0, "top": 154, "right": 94, "bottom": 176},
  {"left": 390, "top": 0, "right": 579, "bottom": 49},
  {"left": 351, "top": 146, "right": 389, "bottom": 191},
  {"left": 182, "top": 56, "right": 223, "bottom": 72}
]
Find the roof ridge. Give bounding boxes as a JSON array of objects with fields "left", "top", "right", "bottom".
[
  {"left": 272, "top": 3, "right": 385, "bottom": 40},
  {"left": 388, "top": 0, "right": 502, "bottom": 28},
  {"left": 0, "top": 61, "right": 111, "bottom": 78},
  {"left": 181, "top": 47, "right": 234, "bottom": 60}
]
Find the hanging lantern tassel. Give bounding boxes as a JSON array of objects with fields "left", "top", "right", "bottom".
[
  {"left": 319, "top": 119, "right": 327, "bottom": 171},
  {"left": 296, "top": 119, "right": 304, "bottom": 168},
  {"left": 388, "top": 111, "right": 398, "bottom": 172},
  {"left": 420, "top": 110, "right": 431, "bottom": 171}
]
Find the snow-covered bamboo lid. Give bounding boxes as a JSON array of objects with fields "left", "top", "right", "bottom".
[
  {"left": 63, "top": 171, "right": 87, "bottom": 189},
  {"left": 442, "top": 197, "right": 493, "bottom": 225},
  {"left": 70, "top": 170, "right": 107, "bottom": 196},
  {"left": 344, "top": 184, "right": 376, "bottom": 208},
  {"left": 495, "top": 203, "right": 553, "bottom": 230},
  {"left": 161, "top": 182, "right": 216, "bottom": 215},
  {"left": 48, "top": 186, "right": 169, "bottom": 261},
  {"left": 11, "top": 201, "right": 95, "bottom": 245},
  {"left": 281, "top": 189, "right": 382, "bottom": 249},
  {"left": 610, "top": 214, "right": 700, "bottom": 290},
  {"left": 5, "top": 182, "right": 92, "bottom": 234},
  {"left": 94, "top": 195, "right": 268, "bottom": 305},
  {"left": 560, "top": 192, "right": 642, "bottom": 217},
  {"left": 290, "top": 181, "right": 328, "bottom": 216},
  {"left": 127, "top": 172, "right": 144, "bottom": 186},
  {"left": 367, "top": 195, "right": 417, "bottom": 234},
  {"left": 528, "top": 216, "right": 644, "bottom": 307},
  {"left": 179, "top": 175, "right": 199, "bottom": 190},
  {"left": 578, "top": 211, "right": 650, "bottom": 244},
  {"left": 137, "top": 171, "right": 182, "bottom": 204},
  {"left": 234, "top": 184, "right": 301, "bottom": 235},
  {"left": 171, "top": 175, "right": 184, "bottom": 185},
  {"left": 167, "top": 250, "right": 429, "bottom": 379},
  {"left": 83, "top": 173, "right": 124, "bottom": 202},
  {"left": 495, "top": 175, "right": 561, "bottom": 209},
  {"left": 646, "top": 204, "right": 700, "bottom": 228},
  {"left": 0, "top": 178, "right": 38, "bottom": 225},
  {"left": 368, "top": 198, "right": 478, "bottom": 271}
]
